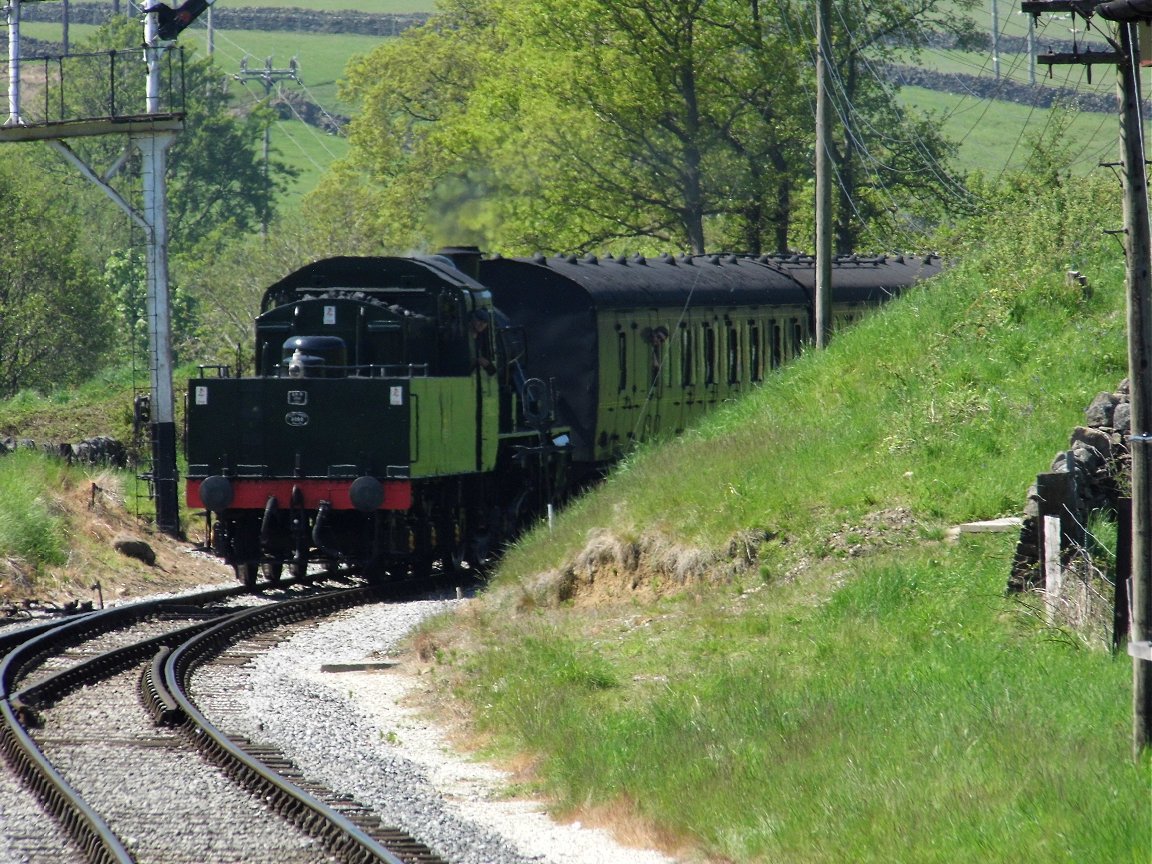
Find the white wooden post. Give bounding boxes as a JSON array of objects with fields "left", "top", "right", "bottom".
[{"left": 1044, "top": 515, "right": 1064, "bottom": 624}]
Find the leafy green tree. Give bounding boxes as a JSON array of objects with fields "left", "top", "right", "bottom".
[
  {"left": 103, "top": 248, "right": 200, "bottom": 364},
  {"left": 61, "top": 17, "right": 293, "bottom": 257},
  {"left": 327, "top": 0, "right": 812, "bottom": 254},
  {"left": 0, "top": 158, "right": 113, "bottom": 397},
  {"left": 320, "top": 0, "right": 972, "bottom": 256}
]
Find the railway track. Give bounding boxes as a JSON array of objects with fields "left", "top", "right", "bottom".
[{"left": 0, "top": 578, "right": 451, "bottom": 864}]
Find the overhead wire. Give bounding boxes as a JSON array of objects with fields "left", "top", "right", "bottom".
[
  {"left": 774, "top": 0, "right": 1129, "bottom": 248},
  {"left": 177, "top": 16, "right": 352, "bottom": 172}
]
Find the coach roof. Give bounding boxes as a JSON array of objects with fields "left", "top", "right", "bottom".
[{"left": 481, "top": 252, "right": 810, "bottom": 309}]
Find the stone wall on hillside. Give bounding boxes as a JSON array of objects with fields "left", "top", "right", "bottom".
[
  {"left": 1010, "top": 380, "right": 1131, "bottom": 592},
  {"left": 887, "top": 63, "right": 1137, "bottom": 118},
  {"left": 0, "top": 436, "right": 128, "bottom": 468},
  {"left": 19, "top": 5, "right": 430, "bottom": 36}
]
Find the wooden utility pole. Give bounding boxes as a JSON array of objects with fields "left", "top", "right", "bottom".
[
  {"left": 992, "top": 0, "right": 1002, "bottom": 78},
  {"left": 234, "top": 56, "right": 300, "bottom": 236},
  {"left": 814, "top": 0, "right": 833, "bottom": 349},
  {"left": 1115, "top": 17, "right": 1152, "bottom": 761},
  {"left": 1023, "top": 0, "right": 1152, "bottom": 758}
]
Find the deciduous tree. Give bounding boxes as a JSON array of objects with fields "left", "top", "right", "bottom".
[{"left": 0, "top": 159, "right": 112, "bottom": 397}]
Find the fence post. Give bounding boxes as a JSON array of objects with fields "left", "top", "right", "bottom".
[
  {"left": 1044, "top": 515, "right": 1064, "bottom": 624},
  {"left": 1116, "top": 497, "right": 1133, "bottom": 652}
]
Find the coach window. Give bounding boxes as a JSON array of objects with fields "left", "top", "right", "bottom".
[
  {"left": 648, "top": 325, "right": 669, "bottom": 393},
  {"left": 702, "top": 324, "right": 715, "bottom": 385},
  {"left": 749, "top": 323, "right": 762, "bottom": 382},
  {"left": 791, "top": 318, "right": 804, "bottom": 356},
  {"left": 770, "top": 321, "right": 783, "bottom": 369},
  {"left": 727, "top": 324, "right": 740, "bottom": 384},
  {"left": 680, "top": 324, "right": 694, "bottom": 386},
  {"left": 618, "top": 330, "right": 627, "bottom": 391}
]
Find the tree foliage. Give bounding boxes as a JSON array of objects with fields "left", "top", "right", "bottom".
[
  {"left": 63, "top": 17, "right": 294, "bottom": 258},
  {"left": 0, "top": 157, "right": 112, "bottom": 398},
  {"left": 315, "top": 0, "right": 974, "bottom": 256}
]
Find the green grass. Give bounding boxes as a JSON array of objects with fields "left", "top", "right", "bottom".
[
  {"left": 427, "top": 170, "right": 1149, "bottom": 862},
  {"left": 900, "top": 85, "right": 1127, "bottom": 176},
  {"left": 179, "top": 27, "right": 386, "bottom": 112},
  {"left": 459, "top": 540, "right": 1144, "bottom": 863},
  {"left": 0, "top": 451, "right": 70, "bottom": 570},
  {"left": 270, "top": 118, "right": 350, "bottom": 204}
]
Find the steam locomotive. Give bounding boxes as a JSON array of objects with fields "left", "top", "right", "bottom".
[{"left": 185, "top": 247, "right": 940, "bottom": 586}]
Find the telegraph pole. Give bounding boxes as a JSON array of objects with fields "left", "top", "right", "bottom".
[
  {"left": 1022, "top": 0, "right": 1152, "bottom": 758},
  {"left": 234, "top": 56, "right": 300, "bottom": 235},
  {"left": 1107, "top": 5, "right": 1152, "bottom": 762},
  {"left": 814, "top": 0, "right": 833, "bottom": 349},
  {"left": 992, "top": 0, "right": 1002, "bottom": 79},
  {"left": 1120, "top": 20, "right": 1152, "bottom": 763}
]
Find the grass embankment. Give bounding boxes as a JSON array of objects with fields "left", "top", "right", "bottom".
[
  {"left": 420, "top": 176, "right": 1148, "bottom": 861},
  {"left": 0, "top": 451, "right": 71, "bottom": 578}
]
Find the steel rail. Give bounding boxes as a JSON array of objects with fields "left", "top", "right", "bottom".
[
  {"left": 164, "top": 586, "right": 413, "bottom": 864},
  {"left": 0, "top": 693, "right": 133, "bottom": 864},
  {"left": 0, "top": 581, "right": 267, "bottom": 864}
]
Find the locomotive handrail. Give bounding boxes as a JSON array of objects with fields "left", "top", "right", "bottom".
[
  {"left": 409, "top": 393, "right": 419, "bottom": 464},
  {"left": 270, "top": 362, "right": 431, "bottom": 378}
]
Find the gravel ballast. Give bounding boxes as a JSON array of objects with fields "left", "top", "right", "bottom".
[{"left": 195, "top": 597, "right": 678, "bottom": 864}]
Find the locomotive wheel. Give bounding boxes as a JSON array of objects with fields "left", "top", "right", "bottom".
[
  {"left": 237, "top": 562, "right": 258, "bottom": 590},
  {"left": 262, "top": 561, "right": 283, "bottom": 585},
  {"left": 291, "top": 555, "right": 309, "bottom": 582}
]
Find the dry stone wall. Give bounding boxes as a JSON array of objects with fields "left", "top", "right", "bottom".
[
  {"left": 19, "top": 5, "right": 430, "bottom": 36},
  {"left": 0, "top": 436, "right": 128, "bottom": 468},
  {"left": 1010, "top": 380, "right": 1131, "bottom": 591}
]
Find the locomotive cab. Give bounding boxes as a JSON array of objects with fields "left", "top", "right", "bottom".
[
  {"left": 186, "top": 255, "right": 515, "bottom": 588},
  {"left": 283, "top": 335, "right": 348, "bottom": 378}
]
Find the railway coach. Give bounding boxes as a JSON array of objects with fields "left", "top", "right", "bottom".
[{"left": 185, "top": 247, "right": 940, "bottom": 586}]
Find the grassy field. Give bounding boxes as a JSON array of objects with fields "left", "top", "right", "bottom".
[{"left": 899, "top": 85, "right": 1125, "bottom": 177}]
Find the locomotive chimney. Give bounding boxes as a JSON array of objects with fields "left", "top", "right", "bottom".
[{"left": 436, "top": 246, "right": 483, "bottom": 280}]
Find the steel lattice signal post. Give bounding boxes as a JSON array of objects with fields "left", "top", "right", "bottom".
[
  {"left": 1021, "top": 0, "right": 1152, "bottom": 759},
  {"left": 1, "top": 0, "right": 216, "bottom": 538}
]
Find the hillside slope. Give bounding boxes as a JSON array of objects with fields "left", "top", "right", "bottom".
[{"left": 414, "top": 172, "right": 1147, "bottom": 862}]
